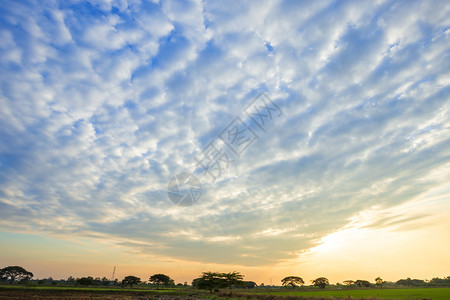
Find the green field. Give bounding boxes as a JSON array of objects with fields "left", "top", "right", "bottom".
[
  {"left": 0, "top": 285, "right": 194, "bottom": 299},
  {"left": 1, "top": 285, "right": 449, "bottom": 299},
  {"left": 244, "top": 287, "right": 450, "bottom": 299}
]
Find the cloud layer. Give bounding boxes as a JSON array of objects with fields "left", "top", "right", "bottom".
[{"left": 1, "top": 0, "right": 449, "bottom": 266}]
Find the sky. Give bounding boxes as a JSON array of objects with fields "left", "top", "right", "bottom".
[{"left": 0, "top": 0, "right": 449, "bottom": 285}]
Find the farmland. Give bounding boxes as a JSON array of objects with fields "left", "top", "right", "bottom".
[
  {"left": 244, "top": 287, "right": 450, "bottom": 299},
  {"left": 1, "top": 285, "right": 449, "bottom": 300}
]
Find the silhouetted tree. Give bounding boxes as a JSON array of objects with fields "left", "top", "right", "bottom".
[
  {"left": 429, "top": 276, "right": 450, "bottom": 286},
  {"left": 311, "top": 277, "right": 329, "bottom": 289},
  {"left": 396, "top": 278, "right": 426, "bottom": 286},
  {"left": 355, "top": 280, "right": 371, "bottom": 287},
  {"left": 243, "top": 281, "right": 258, "bottom": 288},
  {"left": 375, "top": 277, "right": 383, "bottom": 287},
  {"left": 221, "top": 271, "right": 244, "bottom": 294},
  {"left": 149, "top": 274, "right": 172, "bottom": 289},
  {"left": 122, "top": 276, "right": 141, "bottom": 288},
  {"left": 194, "top": 272, "right": 223, "bottom": 293},
  {"left": 66, "top": 276, "right": 75, "bottom": 285},
  {"left": 76, "top": 277, "right": 94, "bottom": 286},
  {"left": 192, "top": 278, "right": 200, "bottom": 288},
  {"left": 101, "top": 277, "right": 109, "bottom": 286},
  {"left": 0, "top": 266, "right": 33, "bottom": 283},
  {"left": 343, "top": 280, "right": 354, "bottom": 286},
  {"left": 281, "top": 276, "right": 304, "bottom": 289},
  {"left": 92, "top": 277, "right": 102, "bottom": 286}
]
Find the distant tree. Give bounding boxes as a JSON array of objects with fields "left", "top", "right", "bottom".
[
  {"left": 76, "top": 277, "right": 94, "bottom": 286},
  {"left": 194, "top": 272, "right": 223, "bottom": 293},
  {"left": 396, "top": 278, "right": 426, "bottom": 287},
  {"left": 311, "top": 277, "right": 329, "bottom": 289},
  {"left": 67, "top": 276, "right": 75, "bottom": 285},
  {"left": 122, "top": 276, "right": 141, "bottom": 288},
  {"left": 429, "top": 276, "right": 450, "bottom": 287},
  {"left": 45, "top": 277, "right": 54, "bottom": 285},
  {"left": 221, "top": 271, "right": 244, "bottom": 294},
  {"left": 92, "top": 277, "right": 102, "bottom": 286},
  {"left": 0, "top": 266, "right": 33, "bottom": 283},
  {"left": 343, "top": 280, "right": 354, "bottom": 286},
  {"left": 355, "top": 280, "right": 371, "bottom": 287},
  {"left": 243, "top": 281, "right": 258, "bottom": 288},
  {"left": 192, "top": 278, "right": 200, "bottom": 288},
  {"left": 375, "top": 277, "right": 383, "bottom": 287},
  {"left": 101, "top": 277, "right": 110, "bottom": 286},
  {"left": 149, "top": 274, "right": 172, "bottom": 289},
  {"left": 281, "top": 276, "right": 304, "bottom": 289}
]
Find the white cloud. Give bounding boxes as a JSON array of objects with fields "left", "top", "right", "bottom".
[{"left": 0, "top": 0, "right": 449, "bottom": 267}]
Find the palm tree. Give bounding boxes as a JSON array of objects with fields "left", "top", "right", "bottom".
[{"left": 375, "top": 277, "right": 383, "bottom": 288}]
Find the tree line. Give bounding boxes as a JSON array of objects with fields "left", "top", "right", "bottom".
[
  {"left": 1, "top": 266, "right": 450, "bottom": 291},
  {"left": 280, "top": 276, "right": 450, "bottom": 289}
]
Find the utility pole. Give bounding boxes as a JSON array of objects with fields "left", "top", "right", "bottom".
[{"left": 111, "top": 266, "right": 116, "bottom": 281}]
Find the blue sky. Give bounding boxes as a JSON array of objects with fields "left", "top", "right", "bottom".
[{"left": 0, "top": 0, "right": 449, "bottom": 282}]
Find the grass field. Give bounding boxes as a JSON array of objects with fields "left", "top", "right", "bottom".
[
  {"left": 0, "top": 285, "right": 195, "bottom": 299},
  {"left": 1, "top": 285, "right": 449, "bottom": 299},
  {"left": 242, "top": 287, "right": 450, "bottom": 299}
]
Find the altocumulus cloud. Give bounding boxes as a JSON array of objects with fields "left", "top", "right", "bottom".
[{"left": 0, "top": 0, "right": 449, "bottom": 266}]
